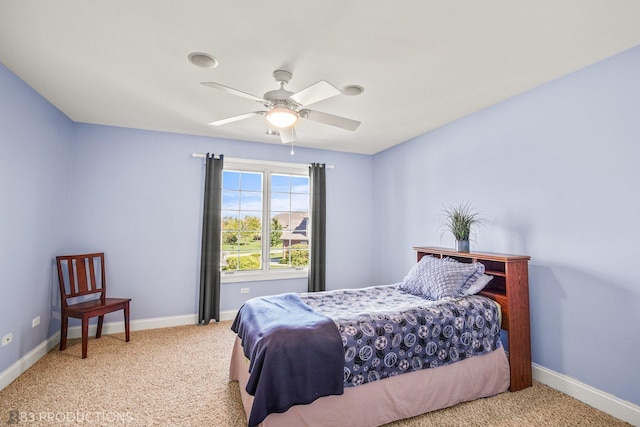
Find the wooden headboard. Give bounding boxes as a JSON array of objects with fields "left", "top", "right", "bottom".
[{"left": 413, "top": 246, "right": 532, "bottom": 391}]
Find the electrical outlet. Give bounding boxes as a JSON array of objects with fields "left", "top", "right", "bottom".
[
  {"left": 2, "top": 333, "right": 12, "bottom": 347},
  {"left": 240, "top": 287, "right": 250, "bottom": 294},
  {"left": 32, "top": 316, "right": 41, "bottom": 328}
]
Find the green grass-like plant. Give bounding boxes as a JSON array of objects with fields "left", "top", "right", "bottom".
[{"left": 442, "top": 202, "right": 483, "bottom": 241}]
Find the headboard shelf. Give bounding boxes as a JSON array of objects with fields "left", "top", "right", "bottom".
[
  {"left": 485, "top": 270, "right": 507, "bottom": 277},
  {"left": 413, "top": 246, "right": 532, "bottom": 391}
]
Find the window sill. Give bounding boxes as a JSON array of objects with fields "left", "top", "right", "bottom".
[{"left": 221, "top": 269, "right": 308, "bottom": 283}]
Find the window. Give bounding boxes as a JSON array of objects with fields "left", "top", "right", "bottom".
[{"left": 221, "top": 158, "right": 310, "bottom": 282}]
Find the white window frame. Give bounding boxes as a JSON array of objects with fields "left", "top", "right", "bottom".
[{"left": 221, "top": 157, "right": 310, "bottom": 283}]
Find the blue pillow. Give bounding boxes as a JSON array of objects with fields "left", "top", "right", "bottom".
[
  {"left": 399, "top": 255, "right": 485, "bottom": 300},
  {"left": 463, "top": 274, "right": 493, "bottom": 295}
]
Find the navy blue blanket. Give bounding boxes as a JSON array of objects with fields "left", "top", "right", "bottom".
[{"left": 231, "top": 293, "right": 344, "bottom": 426}]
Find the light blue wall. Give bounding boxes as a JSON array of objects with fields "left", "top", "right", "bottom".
[
  {"left": 372, "top": 46, "right": 640, "bottom": 406},
  {"left": 68, "top": 124, "right": 374, "bottom": 319},
  {"left": 0, "top": 64, "right": 74, "bottom": 373}
]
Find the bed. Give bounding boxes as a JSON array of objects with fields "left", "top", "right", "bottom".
[{"left": 229, "top": 247, "right": 531, "bottom": 426}]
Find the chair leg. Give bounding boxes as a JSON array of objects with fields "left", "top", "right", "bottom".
[
  {"left": 96, "top": 315, "right": 104, "bottom": 339},
  {"left": 81, "top": 318, "right": 89, "bottom": 359},
  {"left": 124, "top": 302, "right": 130, "bottom": 343},
  {"left": 60, "top": 313, "right": 68, "bottom": 351}
]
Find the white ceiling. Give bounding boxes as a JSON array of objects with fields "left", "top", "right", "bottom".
[{"left": 1, "top": 1, "right": 639, "bottom": 155}]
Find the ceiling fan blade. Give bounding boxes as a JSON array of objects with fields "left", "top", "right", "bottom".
[
  {"left": 301, "top": 109, "right": 361, "bottom": 131},
  {"left": 289, "top": 80, "right": 341, "bottom": 107},
  {"left": 279, "top": 126, "right": 296, "bottom": 144},
  {"left": 201, "top": 82, "right": 266, "bottom": 103},
  {"left": 208, "top": 112, "right": 262, "bottom": 126}
]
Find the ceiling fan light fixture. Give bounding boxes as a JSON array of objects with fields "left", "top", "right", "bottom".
[{"left": 266, "top": 108, "right": 298, "bottom": 128}]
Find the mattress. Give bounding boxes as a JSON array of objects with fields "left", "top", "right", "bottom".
[{"left": 230, "top": 336, "right": 510, "bottom": 427}]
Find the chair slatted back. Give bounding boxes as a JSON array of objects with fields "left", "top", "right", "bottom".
[{"left": 56, "top": 253, "right": 107, "bottom": 308}]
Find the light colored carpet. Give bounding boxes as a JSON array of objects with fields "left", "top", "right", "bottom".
[{"left": 0, "top": 322, "right": 629, "bottom": 426}]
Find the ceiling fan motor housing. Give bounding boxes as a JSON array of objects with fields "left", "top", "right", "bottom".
[{"left": 263, "top": 88, "right": 297, "bottom": 110}]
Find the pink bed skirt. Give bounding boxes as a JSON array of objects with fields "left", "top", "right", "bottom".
[{"left": 230, "top": 336, "right": 510, "bottom": 427}]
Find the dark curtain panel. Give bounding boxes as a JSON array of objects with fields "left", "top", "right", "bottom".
[
  {"left": 308, "top": 163, "right": 326, "bottom": 292},
  {"left": 199, "top": 154, "right": 224, "bottom": 324}
]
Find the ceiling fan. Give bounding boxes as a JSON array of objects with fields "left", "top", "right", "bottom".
[{"left": 202, "top": 70, "right": 361, "bottom": 144}]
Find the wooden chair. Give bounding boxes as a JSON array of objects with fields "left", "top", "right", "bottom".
[{"left": 56, "top": 252, "right": 131, "bottom": 358}]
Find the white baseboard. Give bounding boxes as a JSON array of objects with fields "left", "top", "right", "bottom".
[
  {"left": 64, "top": 310, "right": 238, "bottom": 338},
  {"left": 532, "top": 363, "right": 640, "bottom": 426},
  {"left": 220, "top": 309, "right": 238, "bottom": 321},
  {"left": 0, "top": 332, "right": 60, "bottom": 391},
  {"left": 65, "top": 313, "right": 199, "bottom": 338},
  {"left": 62, "top": 310, "right": 238, "bottom": 339}
]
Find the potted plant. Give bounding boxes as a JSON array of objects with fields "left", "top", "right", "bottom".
[{"left": 442, "top": 202, "right": 483, "bottom": 252}]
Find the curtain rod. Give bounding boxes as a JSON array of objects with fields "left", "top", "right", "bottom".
[{"left": 191, "top": 153, "right": 334, "bottom": 169}]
